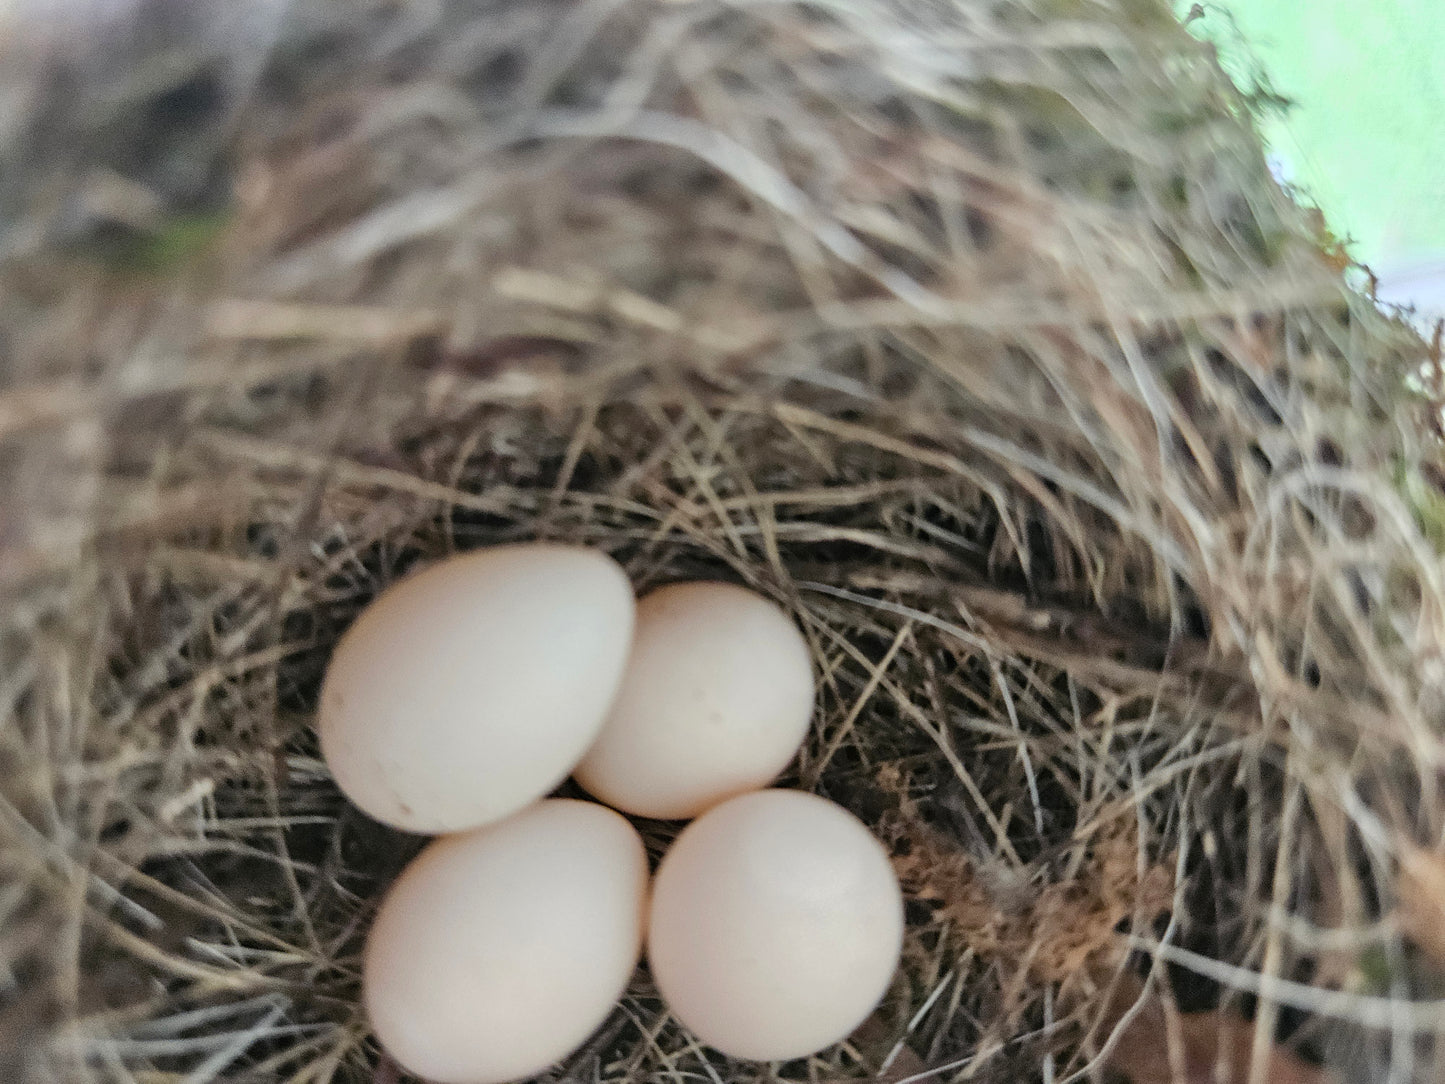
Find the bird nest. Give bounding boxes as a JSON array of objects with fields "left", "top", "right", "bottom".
[{"left": 2, "top": 0, "right": 1442, "bottom": 1082}]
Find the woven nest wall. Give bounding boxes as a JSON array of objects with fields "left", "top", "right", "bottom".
[{"left": 2, "top": 0, "right": 1443, "bottom": 1081}]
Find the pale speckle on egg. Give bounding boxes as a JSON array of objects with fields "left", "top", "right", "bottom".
[
  {"left": 318, "top": 544, "right": 636, "bottom": 833},
  {"left": 575, "top": 581, "right": 814, "bottom": 820},
  {"left": 364, "top": 799, "right": 649, "bottom": 1084},
  {"left": 647, "top": 789, "right": 904, "bottom": 1061}
]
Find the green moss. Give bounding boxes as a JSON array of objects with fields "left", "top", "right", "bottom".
[
  {"left": 1357, "top": 945, "right": 1396, "bottom": 994},
  {"left": 1393, "top": 455, "right": 1445, "bottom": 552},
  {"left": 91, "top": 210, "right": 231, "bottom": 274}
]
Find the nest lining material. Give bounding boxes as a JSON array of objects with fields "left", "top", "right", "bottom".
[{"left": 1, "top": 0, "right": 1442, "bottom": 1082}]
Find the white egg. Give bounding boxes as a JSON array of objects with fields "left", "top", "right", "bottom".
[
  {"left": 319, "top": 544, "right": 635, "bottom": 833},
  {"left": 647, "top": 789, "right": 904, "bottom": 1061},
  {"left": 364, "top": 800, "right": 649, "bottom": 1084},
  {"left": 574, "top": 582, "right": 814, "bottom": 820}
]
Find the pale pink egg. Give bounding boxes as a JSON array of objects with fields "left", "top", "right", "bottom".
[
  {"left": 575, "top": 582, "right": 814, "bottom": 820},
  {"left": 647, "top": 789, "right": 904, "bottom": 1061},
  {"left": 365, "top": 800, "right": 649, "bottom": 1084},
  {"left": 319, "top": 544, "right": 635, "bottom": 833}
]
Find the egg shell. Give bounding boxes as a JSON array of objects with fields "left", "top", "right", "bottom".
[
  {"left": 319, "top": 544, "right": 635, "bottom": 833},
  {"left": 364, "top": 799, "right": 649, "bottom": 1084},
  {"left": 647, "top": 789, "right": 904, "bottom": 1061},
  {"left": 574, "top": 581, "right": 814, "bottom": 820}
]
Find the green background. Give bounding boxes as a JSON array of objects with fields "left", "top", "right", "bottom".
[{"left": 1177, "top": 1, "right": 1444, "bottom": 311}]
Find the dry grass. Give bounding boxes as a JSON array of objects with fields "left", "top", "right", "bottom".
[{"left": 1, "top": 0, "right": 1443, "bottom": 1082}]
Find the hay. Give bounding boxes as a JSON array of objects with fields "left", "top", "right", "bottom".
[{"left": 2, "top": 0, "right": 1443, "bottom": 1081}]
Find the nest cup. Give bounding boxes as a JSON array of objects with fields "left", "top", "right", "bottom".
[{"left": 1, "top": 0, "right": 1442, "bottom": 1082}]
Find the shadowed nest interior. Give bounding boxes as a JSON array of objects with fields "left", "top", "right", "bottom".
[{"left": 2, "top": 0, "right": 1443, "bottom": 1081}]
